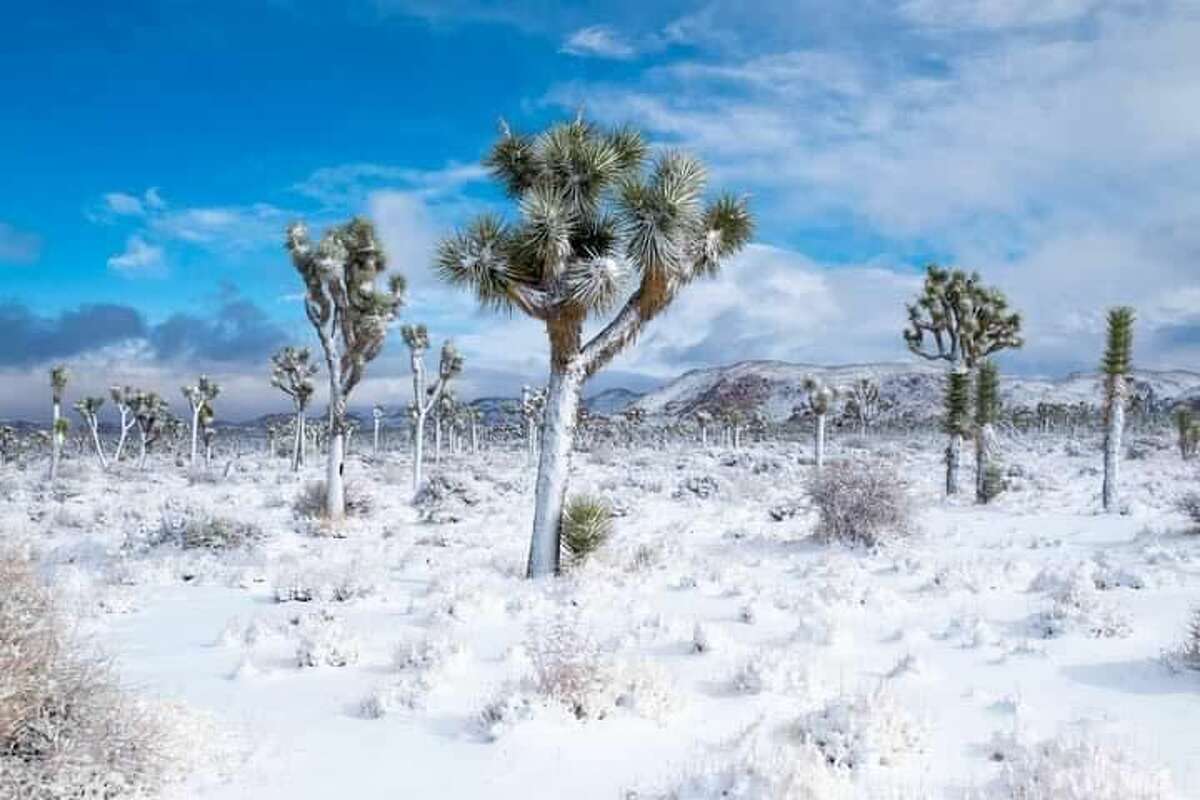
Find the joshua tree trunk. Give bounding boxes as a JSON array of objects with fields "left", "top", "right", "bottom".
[
  {"left": 700, "top": 424, "right": 708, "bottom": 447},
  {"left": 324, "top": 348, "right": 347, "bottom": 523},
  {"left": 946, "top": 434, "right": 962, "bottom": 496},
  {"left": 434, "top": 417, "right": 442, "bottom": 464},
  {"left": 814, "top": 414, "right": 827, "bottom": 472},
  {"left": 189, "top": 408, "right": 200, "bottom": 466},
  {"left": 470, "top": 419, "right": 478, "bottom": 452},
  {"left": 373, "top": 419, "right": 380, "bottom": 455},
  {"left": 1102, "top": 378, "right": 1126, "bottom": 513},
  {"left": 412, "top": 416, "right": 426, "bottom": 491},
  {"left": 88, "top": 424, "right": 108, "bottom": 470},
  {"left": 528, "top": 358, "right": 583, "bottom": 578},
  {"left": 50, "top": 400, "right": 62, "bottom": 481},
  {"left": 974, "top": 426, "right": 993, "bottom": 503},
  {"left": 291, "top": 413, "right": 303, "bottom": 471}
]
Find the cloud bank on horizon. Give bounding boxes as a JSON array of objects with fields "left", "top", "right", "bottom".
[{"left": 1, "top": 0, "right": 1198, "bottom": 420}]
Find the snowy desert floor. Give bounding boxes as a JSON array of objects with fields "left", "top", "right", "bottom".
[{"left": 4, "top": 432, "right": 1200, "bottom": 798}]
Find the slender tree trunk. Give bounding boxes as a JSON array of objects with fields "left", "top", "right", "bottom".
[
  {"left": 434, "top": 417, "right": 442, "bottom": 464},
  {"left": 412, "top": 415, "right": 426, "bottom": 492},
  {"left": 373, "top": 420, "right": 380, "bottom": 455},
  {"left": 88, "top": 422, "right": 108, "bottom": 470},
  {"left": 189, "top": 407, "right": 200, "bottom": 466},
  {"left": 814, "top": 414, "right": 827, "bottom": 472},
  {"left": 50, "top": 400, "right": 61, "bottom": 482},
  {"left": 946, "top": 433, "right": 962, "bottom": 496},
  {"left": 974, "top": 424, "right": 995, "bottom": 504},
  {"left": 471, "top": 420, "right": 478, "bottom": 452},
  {"left": 325, "top": 356, "right": 346, "bottom": 522},
  {"left": 528, "top": 364, "right": 583, "bottom": 578},
  {"left": 137, "top": 429, "right": 148, "bottom": 470},
  {"left": 291, "top": 411, "right": 302, "bottom": 472},
  {"left": 1102, "top": 379, "right": 1126, "bottom": 513},
  {"left": 113, "top": 412, "right": 130, "bottom": 463}
]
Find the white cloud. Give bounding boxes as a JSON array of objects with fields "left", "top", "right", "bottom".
[
  {"left": 294, "top": 161, "right": 487, "bottom": 207},
  {"left": 107, "top": 235, "right": 165, "bottom": 276},
  {"left": 0, "top": 222, "right": 41, "bottom": 264},
  {"left": 561, "top": 25, "right": 637, "bottom": 59},
  {"left": 103, "top": 192, "right": 145, "bottom": 217}
]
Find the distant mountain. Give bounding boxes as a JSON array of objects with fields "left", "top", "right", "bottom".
[
  {"left": 630, "top": 360, "right": 1200, "bottom": 423},
  {"left": 584, "top": 388, "right": 643, "bottom": 415}
]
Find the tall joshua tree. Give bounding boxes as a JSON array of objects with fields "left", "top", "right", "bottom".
[
  {"left": 1101, "top": 307, "right": 1135, "bottom": 513},
  {"left": 130, "top": 391, "right": 168, "bottom": 469},
  {"left": 973, "top": 360, "right": 1000, "bottom": 504},
  {"left": 402, "top": 325, "right": 463, "bottom": 492},
  {"left": 903, "top": 265, "right": 1022, "bottom": 495},
  {"left": 181, "top": 375, "right": 220, "bottom": 468},
  {"left": 74, "top": 396, "right": 108, "bottom": 469},
  {"left": 49, "top": 365, "right": 69, "bottom": 481},
  {"left": 287, "top": 218, "right": 405, "bottom": 522},
  {"left": 270, "top": 346, "right": 318, "bottom": 472},
  {"left": 437, "top": 118, "right": 752, "bottom": 577},
  {"left": 845, "top": 376, "right": 882, "bottom": 436},
  {"left": 372, "top": 405, "right": 385, "bottom": 455},
  {"left": 802, "top": 376, "right": 837, "bottom": 472},
  {"left": 695, "top": 409, "right": 713, "bottom": 448},
  {"left": 109, "top": 386, "right": 139, "bottom": 464}
]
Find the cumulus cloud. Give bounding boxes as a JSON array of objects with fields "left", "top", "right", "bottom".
[
  {"left": 107, "top": 235, "right": 165, "bottom": 276},
  {"left": 561, "top": 25, "right": 637, "bottom": 59},
  {"left": 0, "top": 222, "right": 41, "bottom": 264}
]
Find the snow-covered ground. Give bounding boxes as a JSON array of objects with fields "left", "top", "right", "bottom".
[{"left": 4, "top": 429, "right": 1199, "bottom": 798}]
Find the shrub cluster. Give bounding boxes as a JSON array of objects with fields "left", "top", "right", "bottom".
[{"left": 806, "top": 461, "right": 913, "bottom": 547}]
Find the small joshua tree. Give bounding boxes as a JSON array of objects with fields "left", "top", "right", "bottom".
[
  {"left": 437, "top": 118, "right": 752, "bottom": 576},
  {"left": 802, "top": 377, "right": 837, "bottom": 472},
  {"left": 1173, "top": 407, "right": 1198, "bottom": 460},
  {"left": 73, "top": 396, "right": 108, "bottom": 469},
  {"left": 108, "top": 386, "right": 139, "bottom": 465},
  {"left": 199, "top": 402, "right": 217, "bottom": 471},
  {"left": 694, "top": 409, "right": 713, "bottom": 448},
  {"left": 845, "top": 375, "right": 882, "bottom": 436},
  {"left": 402, "top": 325, "right": 463, "bottom": 492},
  {"left": 973, "top": 360, "right": 1001, "bottom": 504},
  {"left": 130, "top": 390, "right": 168, "bottom": 469},
  {"left": 371, "top": 405, "right": 384, "bottom": 455},
  {"left": 1101, "top": 307, "right": 1135, "bottom": 513},
  {"left": 270, "top": 346, "right": 318, "bottom": 472},
  {"left": 903, "top": 265, "right": 1022, "bottom": 495},
  {"left": 287, "top": 218, "right": 405, "bottom": 522},
  {"left": 181, "top": 375, "right": 220, "bottom": 468},
  {"left": 48, "top": 364, "right": 69, "bottom": 481}
]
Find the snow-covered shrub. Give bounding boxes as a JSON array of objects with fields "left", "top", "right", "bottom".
[
  {"left": 154, "top": 504, "right": 264, "bottom": 551},
  {"left": 648, "top": 744, "right": 855, "bottom": 800},
  {"left": 1035, "top": 579, "right": 1131, "bottom": 639},
  {"left": 0, "top": 548, "right": 175, "bottom": 799},
  {"left": 1163, "top": 606, "right": 1200, "bottom": 672},
  {"left": 807, "top": 461, "right": 912, "bottom": 547},
  {"left": 991, "top": 731, "right": 1173, "bottom": 799},
  {"left": 1174, "top": 491, "right": 1200, "bottom": 532},
  {"left": 728, "top": 649, "right": 812, "bottom": 696},
  {"left": 292, "top": 609, "right": 359, "bottom": 668},
  {"left": 273, "top": 561, "right": 377, "bottom": 604},
  {"left": 412, "top": 473, "right": 479, "bottom": 524},
  {"left": 560, "top": 495, "right": 613, "bottom": 567},
  {"left": 673, "top": 475, "right": 720, "bottom": 500},
  {"left": 791, "top": 687, "right": 927, "bottom": 769},
  {"left": 292, "top": 479, "right": 373, "bottom": 520}
]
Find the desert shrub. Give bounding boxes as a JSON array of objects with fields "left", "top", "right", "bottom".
[
  {"left": 646, "top": 745, "right": 856, "bottom": 799},
  {"left": 992, "top": 732, "right": 1173, "bottom": 799},
  {"left": 412, "top": 474, "right": 479, "bottom": 524},
  {"left": 0, "top": 548, "right": 174, "bottom": 799},
  {"left": 292, "top": 480, "right": 373, "bottom": 520},
  {"left": 1164, "top": 606, "right": 1200, "bottom": 672},
  {"left": 154, "top": 504, "right": 264, "bottom": 551},
  {"left": 673, "top": 475, "right": 720, "bottom": 500},
  {"left": 806, "top": 461, "right": 912, "bottom": 547},
  {"left": 560, "top": 495, "right": 613, "bottom": 567},
  {"left": 291, "top": 609, "right": 359, "bottom": 668},
  {"left": 980, "top": 463, "right": 1007, "bottom": 503},
  {"left": 1174, "top": 491, "right": 1200, "bottom": 531},
  {"left": 1035, "top": 579, "right": 1131, "bottom": 639},
  {"left": 791, "top": 687, "right": 927, "bottom": 770}
]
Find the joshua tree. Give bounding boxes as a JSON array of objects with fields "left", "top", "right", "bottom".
[
  {"left": 48, "top": 364, "right": 69, "bottom": 481},
  {"left": 1173, "top": 407, "right": 1198, "bottom": 460},
  {"left": 436, "top": 118, "right": 751, "bottom": 577},
  {"left": 286, "top": 218, "right": 405, "bottom": 522},
  {"left": 844, "top": 376, "right": 882, "bottom": 436},
  {"left": 130, "top": 391, "right": 168, "bottom": 469},
  {"left": 371, "top": 405, "right": 385, "bottom": 455},
  {"left": 695, "top": 409, "right": 713, "bottom": 447},
  {"left": 181, "top": 375, "right": 220, "bottom": 468},
  {"left": 942, "top": 370, "right": 971, "bottom": 496},
  {"left": 270, "top": 346, "right": 318, "bottom": 471},
  {"left": 73, "top": 396, "right": 108, "bottom": 469},
  {"left": 520, "top": 385, "right": 545, "bottom": 460},
  {"left": 973, "top": 360, "right": 1000, "bottom": 504},
  {"left": 903, "top": 265, "right": 1022, "bottom": 495},
  {"left": 802, "top": 377, "right": 838, "bottom": 472},
  {"left": 109, "top": 386, "right": 139, "bottom": 464},
  {"left": 199, "top": 401, "right": 216, "bottom": 471},
  {"left": 433, "top": 388, "right": 456, "bottom": 463},
  {"left": 402, "top": 324, "right": 463, "bottom": 491},
  {"left": 1101, "top": 307, "right": 1135, "bottom": 513}
]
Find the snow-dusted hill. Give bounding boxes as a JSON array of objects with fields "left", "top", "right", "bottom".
[{"left": 629, "top": 360, "right": 1200, "bottom": 422}]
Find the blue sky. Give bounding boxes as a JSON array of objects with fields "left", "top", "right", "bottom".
[{"left": 2, "top": 1, "right": 1199, "bottom": 419}]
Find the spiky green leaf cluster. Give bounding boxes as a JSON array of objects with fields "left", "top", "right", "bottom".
[
  {"left": 49, "top": 364, "right": 69, "bottom": 402},
  {"left": 436, "top": 118, "right": 752, "bottom": 323},
  {"left": 560, "top": 495, "right": 613, "bottom": 566},
  {"left": 803, "top": 376, "right": 838, "bottom": 415},
  {"left": 438, "top": 341, "right": 464, "bottom": 380},
  {"left": 1101, "top": 306, "right": 1135, "bottom": 378},
  {"left": 974, "top": 360, "right": 1000, "bottom": 427},
  {"left": 943, "top": 371, "right": 971, "bottom": 436},
  {"left": 904, "top": 265, "right": 1023, "bottom": 368}
]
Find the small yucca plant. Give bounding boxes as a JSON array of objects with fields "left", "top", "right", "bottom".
[{"left": 560, "top": 495, "right": 613, "bottom": 567}]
